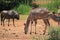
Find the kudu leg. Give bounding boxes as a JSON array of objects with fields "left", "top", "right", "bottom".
[
  {"left": 46, "top": 19, "right": 50, "bottom": 35},
  {"left": 47, "top": 19, "right": 50, "bottom": 27},
  {"left": 43, "top": 21, "right": 47, "bottom": 35},
  {"left": 58, "top": 22, "right": 60, "bottom": 26},
  {"left": 43, "top": 19, "right": 50, "bottom": 35},
  {"left": 43, "top": 19, "right": 48, "bottom": 35},
  {"left": 30, "top": 21, "right": 33, "bottom": 34},
  {"left": 35, "top": 20, "right": 37, "bottom": 34}
]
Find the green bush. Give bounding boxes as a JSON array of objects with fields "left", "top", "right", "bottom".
[
  {"left": 40, "top": 0, "right": 60, "bottom": 13},
  {"left": 13, "top": 0, "right": 60, "bottom": 14},
  {"left": 48, "top": 27, "right": 60, "bottom": 40},
  {"left": 14, "top": 4, "right": 31, "bottom": 14}
]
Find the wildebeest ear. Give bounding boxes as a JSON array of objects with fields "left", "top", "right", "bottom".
[{"left": 24, "top": 23, "right": 26, "bottom": 25}]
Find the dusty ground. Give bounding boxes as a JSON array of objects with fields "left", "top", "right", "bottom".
[{"left": 0, "top": 15, "right": 59, "bottom": 40}]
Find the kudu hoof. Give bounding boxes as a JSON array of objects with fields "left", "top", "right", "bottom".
[
  {"left": 3, "top": 25, "right": 5, "bottom": 26},
  {"left": 13, "top": 25, "right": 16, "bottom": 27},
  {"left": 35, "top": 32, "right": 37, "bottom": 34},
  {"left": 8, "top": 25, "right": 9, "bottom": 26},
  {"left": 40, "top": 34, "right": 42, "bottom": 35},
  {"left": 13, "top": 25, "right": 15, "bottom": 26},
  {"left": 43, "top": 33, "right": 45, "bottom": 35},
  {"left": 47, "top": 33, "right": 50, "bottom": 35},
  {"left": 30, "top": 32, "right": 32, "bottom": 34}
]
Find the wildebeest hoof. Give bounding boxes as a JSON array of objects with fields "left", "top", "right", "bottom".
[{"left": 25, "top": 32, "right": 27, "bottom": 34}]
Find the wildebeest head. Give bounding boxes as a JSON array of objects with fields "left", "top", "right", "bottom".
[
  {"left": 15, "top": 14, "right": 19, "bottom": 20},
  {"left": 12, "top": 10, "right": 20, "bottom": 20},
  {"left": 14, "top": 12, "right": 20, "bottom": 20}
]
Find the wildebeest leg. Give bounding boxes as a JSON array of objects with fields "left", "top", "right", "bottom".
[
  {"left": 34, "top": 19, "right": 37, "bottom": 34},
  {"left": 30, "top": 21, "right": 33, "bottom": 34},
  {"left": 8, "top": 19, "right": 10, "bottom": 26},
  {"left": 3, "top": 18, "right": 5, "bottom": 26},
  {"left": 1, "top": 18, "right": 3, "bottom": 25},
  {"left": 13, "top": 18, "right": 15, "bottom": 26}
]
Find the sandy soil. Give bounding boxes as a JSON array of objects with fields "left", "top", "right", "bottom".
[{"left": 0, "top": 18, "right": 58, "bottom": 40}]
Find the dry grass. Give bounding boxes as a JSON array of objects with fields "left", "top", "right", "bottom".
[
  {"left": 20, "top": 15, "right": 28, "bottom": 20},
  {"left": 33, "top": 0, "right": 54, "bottom": 5},
  {"left": 0, "top": 15, "right": 59, "bottom": 40}
]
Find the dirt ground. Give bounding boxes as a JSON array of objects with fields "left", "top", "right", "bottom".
[{"left": 0, "top": 15, "right": 59, "bottom": 40}]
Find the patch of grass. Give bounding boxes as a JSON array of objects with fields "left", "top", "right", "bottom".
[
  {"left": 31, "top": 26, "right": 60, "bottom": 40},
  {"left": 32, "top": 35, "right": 49, "bottom": 40},
  {"left": 20, "top": 15, "right": 28, "bottom": 20}
]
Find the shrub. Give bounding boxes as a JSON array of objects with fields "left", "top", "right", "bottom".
[
  {"left": 48, "top": 27, "right": 60, "bottom": 40},
  {"left": 14, "top": 4, "right": 31, "bottom": 14}
]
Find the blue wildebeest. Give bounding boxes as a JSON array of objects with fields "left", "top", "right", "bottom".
[
  {"left": 24, "top": 8, "right": 50, "bottom": 35},
  {"left": 1, "top": 10, "right": 19, "bottom": 26}
]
